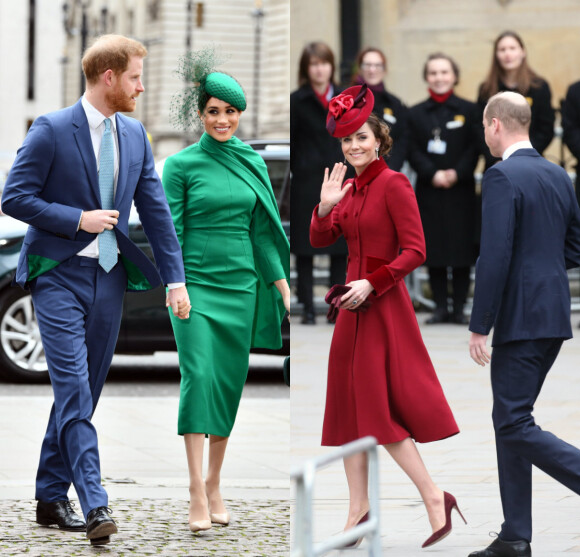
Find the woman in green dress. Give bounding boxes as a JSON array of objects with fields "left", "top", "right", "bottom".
[{"left": 163, "top": 64, "right": 290, "bottom": 533}]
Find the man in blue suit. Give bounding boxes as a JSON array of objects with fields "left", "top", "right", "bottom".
[
  {"left": 468, "top": 91, "right": 580, "bottom": 557},
  {"left": 1, "top": 35, "right": 190, "bottom": 546}
]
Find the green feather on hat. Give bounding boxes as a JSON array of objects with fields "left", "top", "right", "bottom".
[{"left": 170, "top": 46, "right": 246, "bottom": 131}]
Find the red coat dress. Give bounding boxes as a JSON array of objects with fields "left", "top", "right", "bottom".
[{"left": 310, "top": 158, "right": 459, "bottom": 446}]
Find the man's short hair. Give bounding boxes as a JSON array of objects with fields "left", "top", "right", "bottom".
[
  {"left": 484, "top": 91, "right": 531, "bottom": 133},
  {"left": 82, "top": 34, "right": 147, "bottom": 85}
]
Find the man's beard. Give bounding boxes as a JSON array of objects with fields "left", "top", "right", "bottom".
[{"left": 106, "top": 86, "right": 137, "bottom": 113}]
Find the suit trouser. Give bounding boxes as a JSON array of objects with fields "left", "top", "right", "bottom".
[
  {"left": 491, "top": 338, "right": 580, "bottom": 542},
  {"left": 428, "top": 266, "right": 470, "bottom": 311},
  {"left": 31, "top": 256, "right": 127, "bottom": 518}
]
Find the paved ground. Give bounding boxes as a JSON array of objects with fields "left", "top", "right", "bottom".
[
  {"left": 291, "top": 313, "right": 580, "bottom": 556},
  {"left": 0, "top": 370, "right": 289, "bottom": 556}
]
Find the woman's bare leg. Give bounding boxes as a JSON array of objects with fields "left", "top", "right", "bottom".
[
  {"left": 206, "top": 435, "right": 229, "bottom": 516},
  {"left": 384, "top": 437, "right": 445, "bottom": 532},
  {"left": 184, "top": 433, "right": 210, "bottom": 526},
  {"left": 343, "top": 452, "right": 370, "bottom": 529}
]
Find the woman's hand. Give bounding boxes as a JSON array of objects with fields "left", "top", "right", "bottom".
[
  {"left": 274, "top": 278, "right": 291, "bottom": 318},
  {"left": 339, "top": 279, "right": 374, "bottom": 310},
  {"left": 318, "top": 163, "right": 351, "bottom": 218},
  {"left": 432, "top": 170, "right": 450, "bottom": 188}
]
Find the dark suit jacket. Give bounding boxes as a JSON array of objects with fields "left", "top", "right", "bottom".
[
  {"left": 1, "top": 99, "right": 185, "bottom": 290},
  {"left": 469, "top": 148, "right": 580, "bottom": 346}
]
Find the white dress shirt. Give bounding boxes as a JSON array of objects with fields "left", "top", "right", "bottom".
[
  {"left": 502, "top": 140, "right": 533, "bottom": 160},
  {"left": 77, "top": 96, "right": 119, "bottom": 258}
]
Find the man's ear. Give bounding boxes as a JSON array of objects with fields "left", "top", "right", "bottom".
[{"left": 103, "top": 69, "right": 114, "bottom": 87}]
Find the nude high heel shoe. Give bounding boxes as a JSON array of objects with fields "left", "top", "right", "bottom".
[
  {"left": 188, "top": 489, "right": 212, "bottom": 533},
  {"left": 209, "top": 511, "right": 230, "bottom": 526},
  {"left": 189, "top": 519, "right": 212, "bottom": 533},
  {"left": 422, "top": 492, "right": 466, "bottom": 548}
]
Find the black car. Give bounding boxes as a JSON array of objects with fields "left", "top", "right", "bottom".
[{"left": 0, "top": 139, "right": 289, "bottom": 382}]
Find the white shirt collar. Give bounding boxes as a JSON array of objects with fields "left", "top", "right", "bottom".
[
  {"left": 502, "top": 140, "right": 533, "bottom": 160},
  {"left": 81, "top": 95, "right": 117, "bottom": 132}
]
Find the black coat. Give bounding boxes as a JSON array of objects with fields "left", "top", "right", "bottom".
[
  {"left": 408, "top": 94, "right": 479, "bottom": 267},
  {"left": 562, "top": 80, "right": 580, "bottom": 205},
  {"left": 290, "top": 84, "right": 348, "bottom": 256},
  {"left": 477, "top": 78, "right": 555, "bottom": 168},
  {"left": 370, "top": 88, "right": 409, "bottom": 172}
]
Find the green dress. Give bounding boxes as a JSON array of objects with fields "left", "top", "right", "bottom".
[{"left": 162, "top": 133, "right": 289, "bottom": 437}]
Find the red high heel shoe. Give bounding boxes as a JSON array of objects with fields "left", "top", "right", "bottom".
[
  {"left": 342, "top": 510, "right": 369, "bottom": 549},
  {"left": 421, "top": 492, "right": 466, "bottom": 548}
]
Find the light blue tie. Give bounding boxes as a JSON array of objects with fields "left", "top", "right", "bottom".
[{"left": 98, "top": 118, "right": 118, "bottom": 272}]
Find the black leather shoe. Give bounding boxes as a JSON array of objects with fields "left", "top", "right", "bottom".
[
  {"left": 452, "top": 311, "right": 469, "bottom": 325},
  {"left": 301, "top": 311, "right": 316, "bottom": 325},
  {"left": 468, "top": 537, "right": 531, "bottom": 557},
  {"left": 36, "top": 500, "right": 86, "bottom": 531},
  {"left": 426, "top": 308, "right": 450, "bottom": 324},
  {"left": 86, "top": 506, "right": 117, "bottom": 546}
]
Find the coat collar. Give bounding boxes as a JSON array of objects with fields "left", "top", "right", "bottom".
[
  {"left": 115, "top": 115, "right": 129, "bottom": 209},
  {"left": 426, "top": 92, "right": 461, "bottom": 111},
  {"left": 72, "top": 99, "right": 100, "bottom": 203},
  {"left": 352, "top": 157, "right": 388, "bottom": 191}
]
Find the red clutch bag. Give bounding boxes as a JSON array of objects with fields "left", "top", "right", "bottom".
[{"left": 324, "top": 284, "right": 372, "bottom": 323}]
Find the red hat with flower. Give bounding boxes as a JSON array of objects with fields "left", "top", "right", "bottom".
[{"left": 326, "top": 84, "right": 374, "bottom": 137}]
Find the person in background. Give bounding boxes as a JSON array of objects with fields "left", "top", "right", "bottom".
[
  {"left": 291, "top": 42, "right": 348, "bottom": 324},
  {"left": 562, "top": 79, "right": 580, "bottom": 207},
  {"left": 163, "top": 52, "right": 290, "bottom": 534},
  {"left": 408, "top": 53, "right": 479, "bottom": 324},
  {"left": 311, "top": 83, "right": 462, "bottom": 550},
  {"left": 477, "top": 30, "right": 554, "bottom": 169},
  {"left": 352, "top": 46, "right": 409, "bottom": 171}
]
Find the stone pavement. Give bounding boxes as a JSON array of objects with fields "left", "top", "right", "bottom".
[
  {"left": 291, "top": 315, "right": 580, "bottom": 556},
  {"left": 0, "top": 391, "right": 289, "bottom": 555}
]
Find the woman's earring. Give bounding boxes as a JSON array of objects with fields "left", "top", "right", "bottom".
[
  {"left": 344, "top": 157, "right": 348, "bottom": 165},
  {"left": 375, "top": 147, "right": 380, "bottom": 159}
]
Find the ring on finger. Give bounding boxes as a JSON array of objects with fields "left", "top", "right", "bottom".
[{"left": 352, "top": 299, "right": 358, "bottom": 305}]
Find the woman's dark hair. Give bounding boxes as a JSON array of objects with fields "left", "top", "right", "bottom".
[
  {"left": 479, "top": 30, "right": 542, "bottom": 99},
  {"left": 351, "top": 47, "right": 387, "bottom": 85},
  {"left": 367, "top": 113, "right": 393, "bottom": 157},
  {"left": 297, "top": 42, "right": 336, "bottom": 87},
  {"left": 340, "top": 113, "right": 393, "bottom": 157},
  {"left": 423, "top": 52, "right": 460, "bottom": 86}
]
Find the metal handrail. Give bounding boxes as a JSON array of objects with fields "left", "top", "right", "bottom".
[{"left": 291, "top": 436, "right": 382, "bottom": 556}]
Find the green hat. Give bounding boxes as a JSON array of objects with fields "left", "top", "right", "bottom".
[
  {"left": 170, "top": 47, "right": 246, "bottom": 131},
  {"left": 204, "top": 72, "right": 246, "bottom": 111}
]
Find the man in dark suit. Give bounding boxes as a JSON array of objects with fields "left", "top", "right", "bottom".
[
  {"left": 1, "top": 35, "right": 190, "bottom": 546},
  {"left": 468, "top": 91, "right": 580, "bottom": 557}
]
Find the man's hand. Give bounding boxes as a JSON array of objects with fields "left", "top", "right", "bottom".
[
  {"left": 469, "top": 332, "right": 491, "bottom": 366},
  {"left": 80, "top": 210, "right": 119, "bottom": 233},
  {"left": 166, "top": 286, "right": 191, "bottom": 320}
]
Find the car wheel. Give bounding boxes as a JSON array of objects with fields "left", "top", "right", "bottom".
[{"left": 0, "top": 288, "right": 48, "bottom": 382}]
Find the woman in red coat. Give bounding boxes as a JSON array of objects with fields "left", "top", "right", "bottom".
[{"left": 310, "top": 84, "right": 462, "bottom": 549}]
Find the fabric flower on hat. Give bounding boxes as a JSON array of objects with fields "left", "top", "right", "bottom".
[
  {"left": 328, "top": 94, "right": 354, "bottom": 119},
  {"left": 326, "top": 84, "right": 375, "bottom": 138}
]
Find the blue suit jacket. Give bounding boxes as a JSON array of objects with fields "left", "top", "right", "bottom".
[
  {"left": 469, "top": 148, "right": 580, "bottom": 346},
  {"left": 1, "top": 99, "right": 185, "bottom": 290}
]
